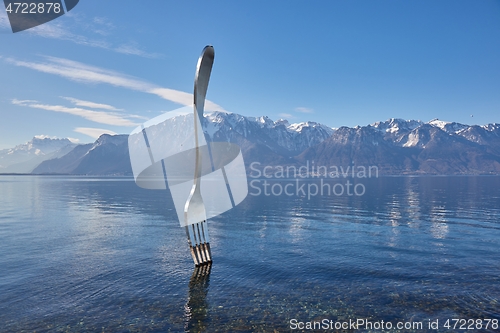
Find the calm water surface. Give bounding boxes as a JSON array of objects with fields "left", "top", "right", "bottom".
[{"left": 0, "top": 175, "right": 499, "bottom": 332}]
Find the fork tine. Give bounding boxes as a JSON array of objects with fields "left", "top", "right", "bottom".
[{"left": 185, "top": 225, "right": 199, "bottom": 266}]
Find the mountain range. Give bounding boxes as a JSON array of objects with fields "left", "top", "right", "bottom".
[
  {"left": 2, "top": 112, "right": 499, "bottom": 176},
  {"left": 299, "top": 118, "right": 500, "bottom": 174},
  {"left": 0, "top": 136, "right": 77, "bottom": 173}
]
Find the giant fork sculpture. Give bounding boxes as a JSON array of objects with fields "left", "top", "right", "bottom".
[
  {"left": 184, "top": 46, "right": 214, "bottom": 266},
  {"left": 128, "top": 46, "right": 248, "bottom": 267}
]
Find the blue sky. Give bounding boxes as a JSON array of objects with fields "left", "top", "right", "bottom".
[{"left": 0, "top": 1, "right": 499, "bottom": 149}]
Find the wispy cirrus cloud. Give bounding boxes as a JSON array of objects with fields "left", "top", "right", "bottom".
[
  {"left": 12, "top": 99, "right": 138, "bottom": 127},
  {"left": 0, "top": 8, "right": 9, "bottom": 29},
  {"left": 127, "top": 114, "right": 150, "bottom": 120},
  {"left": 90, "top": 17, "right": 115, "bottom": 36},
  {"left": 114, "top": 42, "right": 161, "bottom": 58},
  {"left": 278, "top": 113, "right": 294, "bottom": 119},
  {"left": 74, "top": 127, "right": 117, "bottom": 139},
  {"left": 2, "top": 10, "right": 159, "bottom": 58},
  {"left": 6, "top": 56, "right": 225, "bottom": 111},
  {"left": 61, "top": 97, "right": 122, "bottom": 111},
  {"left": 295, "top": 107, "right": 314, "bottom": 114}
]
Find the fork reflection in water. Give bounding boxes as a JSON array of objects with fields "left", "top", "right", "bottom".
[{"left": 184, "top": 263, "right": 212, "bottom": 332}]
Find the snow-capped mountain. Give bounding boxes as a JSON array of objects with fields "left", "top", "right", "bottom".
[
  {"left": 0, "top": 136, "right": 76, "bottom": 173},
  {"left": 33, "top": 135, "right": 131, "bottom": 175},
  {"left": 368, "top": 118, "right": 500, "bottom": 150},
  {"left": 371, "top": 118, "right": 424, "bottom": 146},
  {"left": 32, "top": 112, "right": 335, "bottom": 175},
  {"left": 428, "top": 119, "right": 469, "bottom": 134},
  {"left": 205, "top": 111, "right": 334, "bottom": 156},
  {"left": 300, "top": 118, "right": 500, "bottom": 174},
  {"left": 11, "top": 112, "right": 500, "bottom": 176},
  {"left": 372, "top": 118, "right": 423, "bottom": 134}
]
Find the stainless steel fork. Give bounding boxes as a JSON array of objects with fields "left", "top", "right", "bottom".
[{"left": 184, "top": 46, "right": 214, "bottom": 266}]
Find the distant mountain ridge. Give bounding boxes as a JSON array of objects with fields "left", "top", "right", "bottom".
[
  {"left": 0, "top": 136, "right": 76, "bottom": 173},
  {"left": 299, "top": 118, "right": 500, "bottom": 174},
  {"left": 205, "top": 112, "right": 334, "bottom": 156},
  {"left": 1, "top": 113, "right": 499, "bottom": 175},
  {"left": 32, "top": 112, "right": 334, "bottom": 175},
  {"left": 33, "top": 135, "right": 131, "bottom": 175}
]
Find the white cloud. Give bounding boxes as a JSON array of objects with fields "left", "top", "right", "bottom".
[
  {"left": 61, "top": 96, "right": 122, "bottom": 111},
  {"left": 28, "top": 21, "right": 73, "bottom": 39},
  {"left": 295, "top": 107, "right": 314, "bottom": 114},
  {"left": 6, "top": 56, "right": 225, "bottom": 111},
  {"left": 0, "top": 11, "right": 156, "bottom": 57},
  {"left": 127, "top": 114, "right": 150, "bottom": 120},
  {"left": 91, "top": 16, "right": 115, "bottom": 36},
  {"left": 115, "top": 42, "right": 161, "bottom": 59},
  {"left": 74, "top": 127, "right": 117, "bottom": 139},
  {"left": 278, "top": 113, "right": 294, "bottom": 119},
  {"left": 23, "top": 14, "right": 159, "bottom": 58},
  {"left": 12, "top": 99, "right": 137, "bottom": 127},
  {"left": 1, "top": 10, "right": 136, "bottom": 59},
  {"left": 0, "top": 8, "right": 9, "bottom": 29},
  {"left": 67, "top": 137, "right": 80, "bottom": 143}
]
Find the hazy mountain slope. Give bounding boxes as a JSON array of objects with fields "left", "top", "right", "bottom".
[
  {"left": 32, "top": 144, "right": 93, "bottom": 174},
  {"left": 71, "top": 135, "right": 132, "bottom": 175},
  {"left": 0, "top": 137, "right": 76, "bottom": 173}
]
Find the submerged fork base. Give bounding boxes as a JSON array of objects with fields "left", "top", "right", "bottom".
[
  {"left": 186, "top": 220, "right": 212, "bottom": 266},
  {"left": 189, "top": 243, "right": 212, "bottom": 266}
]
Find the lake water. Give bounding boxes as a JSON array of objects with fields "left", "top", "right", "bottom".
[{"left": 0, "top": 175, "right": 499, "bottom": 332}]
